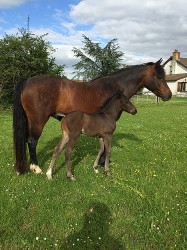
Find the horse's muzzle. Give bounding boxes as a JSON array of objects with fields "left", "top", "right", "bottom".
[
  {"left": 131, "top": 109, "right": 137, "bottom": 115},
  {"left": 160, "top": 90, "right": 172, "bottom": 102},
  {"left": 161, "top": 92, "right": 172, "bottom": 101}
]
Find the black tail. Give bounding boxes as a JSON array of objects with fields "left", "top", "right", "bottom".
[{"left": 13, "top": 78, "right": 28, "bottom": 174}]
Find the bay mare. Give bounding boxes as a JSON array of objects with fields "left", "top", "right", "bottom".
[
  {"left": 13, "top": 59, "right": 172, "bottom": 174},
  {"left": 46, "top": 91, "right": 137, "bottom": 180}
]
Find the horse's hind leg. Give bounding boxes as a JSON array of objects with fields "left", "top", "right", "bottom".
[
  {"left": 28, "top": 118, "right": 48, "bottom": 174},
  {"left": 93, "top": 138, "right": 105, "bottom": 173},
  {"left": 28, "top": 136, "right": 42, "bottom": 174},
  {"left": 46, "top": 133, "right": 69, "bottom": 180}
]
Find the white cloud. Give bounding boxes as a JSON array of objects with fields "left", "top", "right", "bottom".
[
  {"left": 0, "top": 0, "right": 29, "bottom": 8},
  {"left": 70, "top": 0, "right": 187, "bottom": 61},
  {"left": 53, "top": 44, "right": 79, "bottom": 78},
  {"left": 34, "top": 0, "right": 187, "bottom": 76},
  {"left": 1, "top": 0, "right": 187, "bottom": 77}
]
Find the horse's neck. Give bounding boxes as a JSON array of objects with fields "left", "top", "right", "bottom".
[
  {"left": 103, "top": 98, "right": 122, "bottom": 121},
  {"left": 116, "top": 70, "right": 146, "bottom": 98}
]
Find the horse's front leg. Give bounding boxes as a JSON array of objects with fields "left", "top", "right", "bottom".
[
  {"left": 46, "top": 134, "right": 69, "bottom": 180},
  {"left": 103, "top": 135, "right": 112, "bottom": 176},
  {"left": 65, "top": 138, "right": 77, "bottom": 181},
  {"left": 93, "top": 138, "right": 105, "bottom": 173}
]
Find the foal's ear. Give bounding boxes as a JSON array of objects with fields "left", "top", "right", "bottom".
[
  {"left": 156, "top": 58, "right": 163, "bottom": 65},
  {"left": 116, "top": 89, "right": 123, "bottom": 99},
  {"left": 117, "top": 88, "right": 124, "bottom": 98},
  {"left": 116, "top": 89, "right": 121, "bottom": 98}
]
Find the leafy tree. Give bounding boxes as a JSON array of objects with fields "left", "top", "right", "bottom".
[
  {"left": 72, "top": 35, "right": 124, "bottom": 80},
  {"left": 0, "top": 27, "right": 65, "bottom": 104}
]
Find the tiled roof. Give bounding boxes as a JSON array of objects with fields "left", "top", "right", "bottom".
[
  {"left": 165, "top": 73, "right": 187, "bottom": 81},
  {"left": 163, "top": 57, "right": 187, "bottom": 69},
  {"left": 179, "top": 58, "right": 187, "bottom": 68}
]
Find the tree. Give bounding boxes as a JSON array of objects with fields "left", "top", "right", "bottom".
[
  {"left": 0, "top": 27, "right": 65, "bottom": 104},
  {"left": 72, "top": 35, "right": 124, "bottom": 81}
]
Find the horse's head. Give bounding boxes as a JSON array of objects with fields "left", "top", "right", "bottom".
[
  {"left": 144, "top": 59, "right": 172, "bottom": 101},
  {"left": 117, "top": 90, "right": 137, "bottom": 115}
]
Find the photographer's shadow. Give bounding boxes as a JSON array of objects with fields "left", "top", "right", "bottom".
[{"left": 60, "top": 202, "right": 124, "bottom": 250}]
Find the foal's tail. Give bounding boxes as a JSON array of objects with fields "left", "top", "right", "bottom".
[{"left": 13, "top": 78, "right": 28, "bottom": 174}]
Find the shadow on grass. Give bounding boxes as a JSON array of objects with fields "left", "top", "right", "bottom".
[
  {"left": 60, "top": 202, "right": 124, "bottom": 249},
  {"left": 113, "top": 132, "right": 142, "bottom": 146},
  {"left": 38, "top": 132, "right": 142, "bottom": 174}
]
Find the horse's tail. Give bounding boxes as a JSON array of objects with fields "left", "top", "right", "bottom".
[{"left": 13, "top": 78, "right": 29, "bottom": 174}]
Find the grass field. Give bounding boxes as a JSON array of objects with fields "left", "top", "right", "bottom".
[{"left": 0, "top": 97, "right": 187, "bottom": 249}]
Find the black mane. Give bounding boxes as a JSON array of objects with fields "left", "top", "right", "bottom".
[
  {"left": 97, "top": 91, "right": 119, "bottom": 113},
  {"left": 155, "top": 63, "right": 165, "bottom": 78},
  {"left": 90, "top": 61, "right": 165, "bottom": 82}
]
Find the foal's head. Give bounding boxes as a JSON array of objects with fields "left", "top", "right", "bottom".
[{"left": 117, "top": 90, "right": 137, "bottom": 115}]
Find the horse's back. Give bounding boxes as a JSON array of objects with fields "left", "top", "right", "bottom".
[
  {"left": 21, "top": 75, "right": 87, "bottom": 116},
  {"left": 21, "top": 74, "right": 108, "bottom": 115}
]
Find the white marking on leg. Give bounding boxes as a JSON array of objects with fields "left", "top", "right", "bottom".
[
  {"left": 46, "top": 169, "right": 52, "bottom": 180},
  {"left": 69, "top": 175, "right": 76, "bottom": 181},
  {"left": 94, "top": 169, "right": 99, "bottom": 174},
  {"left": 30, "top": 164, "right": 43, "bottom": 174}
]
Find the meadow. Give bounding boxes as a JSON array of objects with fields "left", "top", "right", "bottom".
[{"left": 0, "top": 97, "right": 186, "bottom": 249}]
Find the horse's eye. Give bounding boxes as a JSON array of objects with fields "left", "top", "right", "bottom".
[{"left": 154, "top": 73, "right": 162, "bottom": 80}]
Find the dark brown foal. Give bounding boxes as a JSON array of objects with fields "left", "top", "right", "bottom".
[{"left": 46, "top": 91, "right": 137, "bottom": 180}]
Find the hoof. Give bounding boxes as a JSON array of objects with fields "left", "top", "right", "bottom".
[
  {"left": 46, "top": 173, "right": 52, "bottom": 180},
  {"left": 105, "top": 172, "right": 111, "bottom": 177},
  {"left": 94, "top": 169, "right": 99, "bottom": 174},
  {"left": 46, "top": 169, "right": 52, "bottom": 180},
  {"left": 30, "top": 164, "right": 43, "bottom": 174},
  {"left": 68, "top": 175, "right": 76, "bottom": 181}
]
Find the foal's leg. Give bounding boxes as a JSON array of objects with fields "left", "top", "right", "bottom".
[
  {"left": 46, "top": 134, "right": 69, "bottom": 180},
  {"left": 64, "top": 138, "right": 77, "bottom": 181},
  {"left": 98, "top": 148, "right": 106, "bottom": 166},
  {"left": 93, "top": 138, "right": 105, "bottom": 173},
  {"left": 103, "top": 135, "right": 112, "bottom": 176}
]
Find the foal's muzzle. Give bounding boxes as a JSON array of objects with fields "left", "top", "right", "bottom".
[{"left": 131, "top": 108, "right": 137, "bottom": 115}]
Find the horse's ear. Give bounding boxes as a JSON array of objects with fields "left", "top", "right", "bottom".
[{"left": 156, "top": 58, "right": 163, "bottom": 65}]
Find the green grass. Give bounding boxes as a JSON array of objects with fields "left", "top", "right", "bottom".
[{"left": 0, "top": 97, "right": 187, "bottom": 249}]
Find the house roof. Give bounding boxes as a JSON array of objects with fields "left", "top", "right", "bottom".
[
  {"left": 163, "top": 57, "right": 187, "bottom": 69},
  {"left": 165, "top": 73, "right": 187, "bottom": 81},
  {"left": 163, "top": 56, "right": 172, "bottom": 66},
  {"left": 179, "top": 58, "right": 187, "bottom": 68}
]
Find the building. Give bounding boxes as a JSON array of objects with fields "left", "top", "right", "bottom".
[{"left": 163, "top": 50, "right": 187, "bottom": 97}]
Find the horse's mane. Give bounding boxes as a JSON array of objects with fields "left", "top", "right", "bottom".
[
  {"left": 97, "top": 91, "right": 120, "bottom": 113},
  {"left": 154, "top": 62, "right": 166, "bottom": 78},
  {"left": 29, "top": 74, "right": 66, "bottom": 81},
  {"left": 90, "top": 61, "right": 165, "bottom": 81}
]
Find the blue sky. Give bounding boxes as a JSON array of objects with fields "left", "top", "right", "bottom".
[{"left": 0, "top": 0, "right": 187, "bottom": 78}]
